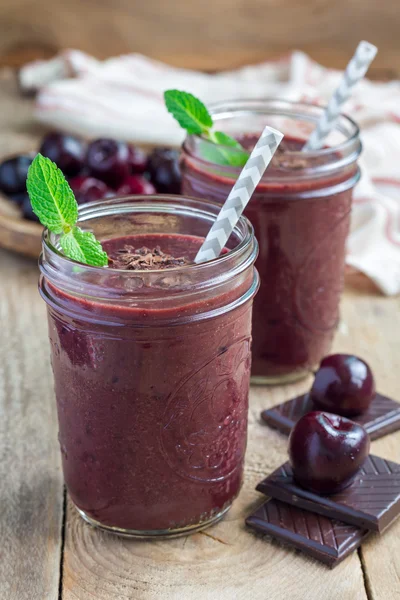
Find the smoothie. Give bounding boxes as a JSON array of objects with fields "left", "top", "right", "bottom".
[
  {"left": 181, "top": 102, "right": 361, "bottom": 383},
  {"left": 40, "top": 197, "right": 258, "bottom": 535}
]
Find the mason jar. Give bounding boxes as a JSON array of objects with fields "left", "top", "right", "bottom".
[
  {"left": 181, "top": 99, "right": 362, "bottom": 384},
  {"left": 39, "top": 195, "right": 259, "bottom": 537}
]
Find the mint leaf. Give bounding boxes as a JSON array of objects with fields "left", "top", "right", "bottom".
[
  {"left": 203, "top": 130, "right": 249, "bottom": 167},
  {"left": 164, "top": 89, "right": 249, "bottom": 167},
  {"left": 26, "top": 153, "right": 78, "bottom": 233},
  {"left": 164, "top": 90, "right": 213, "bottom": 135},
  {"left": 27, "top": 153, "right": 108, "bottom": 267},
  {"left": 60, "top": 226, "right": 108, "bottom": 267}
]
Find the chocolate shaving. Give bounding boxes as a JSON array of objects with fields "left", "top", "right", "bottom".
[
  {"left": 241, "top": 134, "right": 311, "bottom": 170},
  {"left": 270, "top": 144, "right": 308, "bottom": 170},
  {"left": 110, "top": 245, "right": 190, "bottom": 271}
]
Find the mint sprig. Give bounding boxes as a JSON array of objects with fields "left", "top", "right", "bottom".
[
  {"left": 27, "top": 153, "right": 78, "bottom": 233},
  {"left": 204, "top": 130, "right": 250, "bottom": 167},
  {"left": 164, "top": 90, "right": 249, "bottom": 167},
  {"left": 60, "top": 226, "right": 108, "bottom": 267},
  {"left": 27, "top": 154, "right": 108, "bottom": 267},
  {"left": 164, "top": 90, "right": 212, "bottom": 135}
]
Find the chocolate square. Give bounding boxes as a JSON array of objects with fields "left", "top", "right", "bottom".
[
  {"left": 246, "top": 499, "right": 370, "bottom": 568},
  {"left": 261, "top": 392, "right": 400, "bottom": 440},
  {"left": 256, "top": 455, "right": 400, "bottom": 533}
]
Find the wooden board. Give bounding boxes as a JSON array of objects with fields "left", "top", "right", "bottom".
[
  {"left": 0, "top": 70, "right": 45, "bottom": 257},
  {"left": 0, "top": 193, "right": 42, "bottom": 258},
  {"left": 1, "top": 0, "right": 400, "bottom": 76}
]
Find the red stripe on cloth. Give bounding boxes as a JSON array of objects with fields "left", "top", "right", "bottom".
[{"left": 373, "top": 177, "right": 400, "bottom": 187}]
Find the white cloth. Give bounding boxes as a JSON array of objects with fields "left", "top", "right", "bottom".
[{"left": 20, "top": 50, "right": 400, "bottom": 295}]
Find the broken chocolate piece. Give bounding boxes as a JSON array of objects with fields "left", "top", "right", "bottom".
[
  {"left": 256, "top": 454, "right": 400, "bottom": 533},
  {"left": 261, "top": 392, "right": 400, "bottom": 441},
  {"left": 246, "top": 498, "right": 369, "bottom": 568}
]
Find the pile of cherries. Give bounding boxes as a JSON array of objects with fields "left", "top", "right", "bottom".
[
  {"left": 289, "top": 354, "right": 375, "bottom": 495},
  {"left": 0, "top": 132, "right": 182, "bottom": 222}
]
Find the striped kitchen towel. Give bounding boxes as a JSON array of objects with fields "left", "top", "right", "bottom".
[{"left": 19, "top": 49, "right": 400, "bottom": 295}]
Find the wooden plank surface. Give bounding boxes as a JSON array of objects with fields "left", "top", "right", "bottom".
[
  {"left": 1, "top": 0, "right": 400, "bottom": 75},
  {"left": 60, "top": 385, "right": 367, "bottom": 600},
  {"left": 0, "top": 250, "right": 64, "bottom": 600},
  {"left": 347, "top": 278, "right": 400, "bottom": 600},
  {"left": 1, "top": 256, "right": 398, "bottom": 598},
  {"left": 57, "top": 277, "right": 400, "bottom": 600},
  {"left": 0, "top": 67, "right": 399, "bottom": 600}
]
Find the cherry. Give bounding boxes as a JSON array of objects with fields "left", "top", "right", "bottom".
[
  {"left": 127, "top": 145, "right": 147, "bottom": 174},
  {"left": 86, "top": 139, "right": 130, "bottom": 188},
  {"left": 69, "top": 176, "right": 111, "bottom": 204},
  {"left": 147, "top": 147, "right": 181, "bottom": 194},
  {"left": 40, "top": 132, "right": 85, "bottom": 176},
  {"left": 116, "top": 175, "right": 156, "bottom": 196},
  {"left": 0, "top": 155, "right": 33, "bottom": 195},
  {"left": 22, "top": 194, "right": 40, "bottom": 222},
  {"left": 311, "top": 354, "right": 376, "bottom": 417},
  {"left": 10, "top": 192, "right": 28, "bottom": 206},
  {"left": 289, "top": 411, "right": 370, "bottom": 495}
]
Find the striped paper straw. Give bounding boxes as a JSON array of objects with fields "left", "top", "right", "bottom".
[
  {"left": 194, "top": 126, "right": 283, "bottom": 264},
  {"left": 303, "top": 41, "right": 378, "bottom": 152}
]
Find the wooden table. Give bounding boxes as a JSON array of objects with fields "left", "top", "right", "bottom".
[{"left": 0, "top": 70, "right": 400, "bottom": 600}]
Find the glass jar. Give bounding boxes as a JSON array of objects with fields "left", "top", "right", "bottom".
[
  {"left": 39, "top": 195, "right": 259, "bottom": 538},
  {"left": 181, "top": 99, "right": 362, "bottom": 384}
]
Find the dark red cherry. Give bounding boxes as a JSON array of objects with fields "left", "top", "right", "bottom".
[
  {"left": 9, "top": 191, "right": 28, "bottom": 206},
  {"left": 116, "top": 175, "right": 156, "bottom": 196},
  {"left": 86, "top": 139, "right": 130, "bottom": 188},
  {"left": 40, "top": 132, "right": 85, "bottom": 176},
  {"left": 22, "top": 194, "right": 40, "bottom": 222},
  {"left": 69, "top": 176, "right": 111, "bottom": 204},
  {"left": 289, "top": 411, "right": 370, "bottom": 495},
  {"left": 127, "top": 145, "right": 147, "bottom": 174},
  {"left": 311, "top": 354, "right": 376, "bottom": 417},
  {"left": 147, "top": 147, "right": 181, "bottom": 194},
  {"left": 0, "top": 155, "right": 33, "bottom": 195}
]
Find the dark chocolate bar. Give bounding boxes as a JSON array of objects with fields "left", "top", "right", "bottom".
[
  {"left": 261, "top": 392, "right": 400, "bottom": 441},
  {"left": 257, "top": 454, "right": 400, "bottom": 533},
  {"left": 246, "top": 499, "right": 370, "bottom": 568}
]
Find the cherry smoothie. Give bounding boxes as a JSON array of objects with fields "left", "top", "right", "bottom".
[
  {"left": 181, "top": 100, "right": 362, "bottom": 383},
  {"left": 40, "top": 196, "right": 258, "bottom": 536}
]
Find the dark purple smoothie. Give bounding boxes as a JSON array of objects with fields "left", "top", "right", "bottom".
[
  {"left": 182, "top": 135, "right": 360, "bottom": 382},
  {"left": 43, "top": 229, "right": 257, "bottom": 534}
]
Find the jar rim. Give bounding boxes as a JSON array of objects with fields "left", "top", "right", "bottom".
[
  {"left": 39, "top": 195, "right": 259, "bottom": 321},
  {"left": 42, "top": 194, "right": 255, "bottom": 274},
  {"left": 182, "top": 98, "right": 361, "bottom": 177}
]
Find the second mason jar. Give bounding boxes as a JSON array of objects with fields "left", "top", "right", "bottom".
[{"left": 181, "top": 99, "right": 362, "bottom": 384}]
